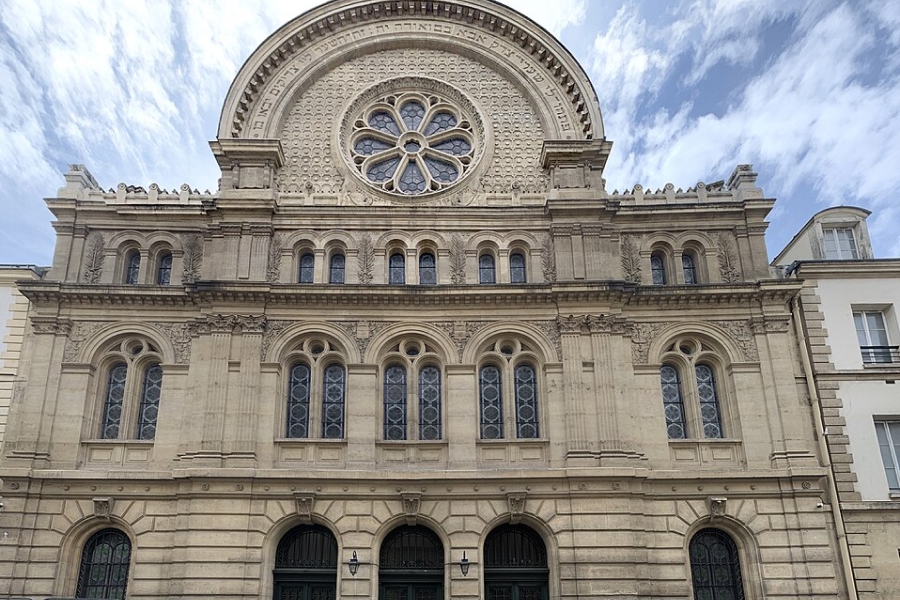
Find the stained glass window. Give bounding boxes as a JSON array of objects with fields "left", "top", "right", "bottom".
[
  {"left": 287, "top": 363, "right": 311, "bottom": 438},
  {"left": 514, "top": 364, "right": 539, "bottom": 439},
  {"left": 480, "top": 365, "right": 503, "bottom": 439},
  {"left": 76, "top": 528, "right": 131, "bottom": 600},
  {"left": 101, "top": 363, "right": 128, "bottom": 439},
  {"left": 321, "top": 364, "right": 345, "bottom": 439},
  {"left": 418, "top": 366, "right": 441, "bottom": 441},
  {"left": 682, "top": 253, "right": 697, "bottom": 284},
  {"left": 689, "top": 529, "right": 745, "bottom": 600},
  {"left": 651, "top": 253, "right": 666, "bottom": 285},
  {"left": 696, "top": 364, "right": 723, "bottom": 438},
  {"left": 510, "top": 253, "right": 527, "bottom": 284},
  {"left": 157, "top": 253, "right": 172, "bottom": 285},
  {"left": 660, "top": 364, "right": 686, "bottom": 439},
  {"left": 479, "top": 254, "right": 496, "bottom": 284},
  {"left": 384, "top": 365, "right": 407, "bottom": 441},
  {"left": 299, "top": 253, "right": 315, "bottom": 284},
  {"left": 137, "top": 364, "right": 163, "bottom": 440},
  {"left": 329, "top": 253, "right": 345, "bottom": 284},
  {"left": 125, "top": 252, "right": 140, "bottom": 285},
  {"left": 390, "top": 253, "right": 406, "bottom": 285},
  {"left": 419, "top": 253, "right": 436, "bottom": 285}
]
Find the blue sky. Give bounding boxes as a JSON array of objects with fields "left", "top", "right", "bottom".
[{"left": 1, "top": 0, "right": 898, "bottom": 265}]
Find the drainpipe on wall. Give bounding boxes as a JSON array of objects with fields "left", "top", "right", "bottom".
[{"left": 791, "top": 295, "right": 859, "bottom": 600}]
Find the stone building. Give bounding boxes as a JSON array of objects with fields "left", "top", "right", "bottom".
[
  {"left": 0, "top": 1, "right": 851, "bottom": 598},
  {"left": 774, "top": 206, "right": 900, "bottom": 600}
]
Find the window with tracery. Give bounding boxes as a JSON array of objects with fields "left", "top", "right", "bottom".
[
  {"left": 689, "top": 529, "right": 745, "bottom": 600},
  {"left": 156, "top": 252, "right": 172, "bottom": 285},
  {"left": 299, "top": 252, "right": 315, "bottom": 283},
  {"left": 321, "top": 364, "right": 346, "bottom": 439},
  {"left": 659, "top": 338, "right": 727, "bottom": 440},
  {"left": 682, "top": 253, "right": 697, "bottom": 284},
  {"left": 381, "top": 339, "right": 443, "bottom": 441},
  {"left": 510, "top": 252, "right": 527, "bottom": 284},
  {"left": 282, "top": 338, "right": 347, "bottom": 440},
  {"left": 287, "top": 363, "right": 311, "bottom": 438},
  {"left": 124, "top": 252, "right": 141, "bottom": 285},
  {"left": 479, "top": 339, "right": 542, "bottom": 441},
  {"left": 97, "top": 337, "right": 164, "bottom": 441},
  {"left": 479, "top": 254, "right": 496, "bottom": 284},
  {"left": 419, "top": 252, "right": 436, "bottom": 285},
  {"left": 349, "top": 91, "right": 476, "bottom": 196},
  {"left": 651, "top": 253, "right": 667, "bottom": 285},
  {"left": 390, "top": 253, "right": 406, "bottom": 285},
  {"left": 76, "top": 528, "right": 131, "bottom": 600},
  {"left": 329, "top": 253, "right": 345, "bottom": 284}
]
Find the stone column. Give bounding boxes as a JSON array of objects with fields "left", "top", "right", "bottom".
[
  {"left": 557, "top": 315, "right": 593, "bottom": 465},
  {"left": 345, "top": 364, "right": 377, "bottom": 468},
  {"left": 447, "top": 364, "right": 477, "bottom": 469},
  {"left": 196, "top": 315, "right": 235, "bottom": 465},
  {"left": 220, "top": 223, "right": 244, "bottom": 280},
  {"left": 224, "top": 316, "right": 266, "bottom": 467}
]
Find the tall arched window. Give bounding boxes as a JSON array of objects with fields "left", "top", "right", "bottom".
[
  {"left": 321, "top": 364, "right": 345, "bottom": 439},
  {"left": 419, "top": 252, "right": 436, "bottom": 285},
  {"left": 479, "top": 365, "right": 503, "bottom": 439},
  {"left": 156, "top": 253, "right": 172, "bottom": 285},
  {"left": 379, "top": 526, "right": 444, "bottom": 599},
  {"left": 689, "top": 529, "right": 745, "bottom": 600},
  {"left": 390, "top": 253, "right": 406, "bottom": 285},
  {"left": 651, "top": 253, "right": 667, "bottom": 285},
  {"left": 514, "top": 364, "right": 539, "bottom": 439},
  {"left": 329, "top": 253, "right": 345, "bottom": 284},
  {"left": 274, "top": 524, "right": 338, "bottom": 600},
  {"left": 696, "top": 364, "right": 723, "bottom": 439},
  {"left": 124, "top": 252, "right": 141, "bottom": 285},
  {"left": 384, "top": 365, "right": 408, "bottom": 441},
  {"left": 298, "top": 253, "right": 315, "bottom": 283},
  {"left": 682, "top": 253, "right": 697, "bottom": 284},
  {"left": 479, "top": 253, "right": 496, "bottom": 284},
  {"left": 136, "top": 364, "right": 163, "bottom": 440},
  {"left": 286, "top": 363, "right": 311, "bottom": 438},
  {"left": 660, "top": 364, "right": 686, "bottom": 440},
  {"left": 101, "top": 363, "right": 128, "bottom": 439},
  {"left": 484, "top": 524, "right": 549, "bottom": 600},
  {"left": 418, "top": 365, "right": 442, "bottom": 440},
  {"left": 509, "top": 252, "right": 527, "bottom": 283},
  {"left": 76, "top": 528, "right": 131, "bottom": 599}
]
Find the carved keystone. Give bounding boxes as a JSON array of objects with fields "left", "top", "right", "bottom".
[
  {"left": 93, "top": 497, "right": 114, "bottom": 520},
  {"left": 707, "top": 497, "right": 727, "bottom": 520},
  {"left": 507, "top": 492, "right": 527, "bottom": 524},
  {"left": 401, "top": 492, "right": 422, "bottom": 526},
  {"left": 294, "top": 492, "right": 315, "bottom": 523}
]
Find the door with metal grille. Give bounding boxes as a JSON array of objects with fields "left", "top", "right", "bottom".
[
  {"left": 483, "top": 524, "right": 549, "bottom": 600},
  {"left": 273, "top": 525, "right": 338, "bottom": 600},
  {"left": 378, "top": 525, "right": 444, "bottom": 600}
]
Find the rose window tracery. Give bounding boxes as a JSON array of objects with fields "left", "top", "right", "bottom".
[{"left": 349, "top": 92, "right": 475, "bottom": 195}]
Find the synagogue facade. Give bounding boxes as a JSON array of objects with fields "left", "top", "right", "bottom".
[{"left": 0, "top": 1, "right": 852, "bottom": 598}]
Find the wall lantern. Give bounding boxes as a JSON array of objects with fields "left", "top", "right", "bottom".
[
  {"left": 459, "top": 551, "right": 470, "bottom": 576},
  {"left": 348, "top": 550, "right": 360, "bottom": 576}
]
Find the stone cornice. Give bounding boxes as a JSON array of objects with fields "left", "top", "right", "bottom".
[{"left": 791, "top": 259, "right": 900, "bottom": 279}]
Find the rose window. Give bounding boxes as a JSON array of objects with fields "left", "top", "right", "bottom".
[{"left": 349, "top": 92, "right": 475, "bottom": 195}]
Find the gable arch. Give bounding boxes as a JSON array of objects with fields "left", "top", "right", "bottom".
[
  {"left": 462, "top": 322, "right": 557, "bottom": 364},
  {"left": 77, "top": 323, "right": 177, "bottom": 365},
  {"left": 648, "top": 322, "right": 745, "bottom": 366},
  {"left": 364, "top": 323, "right": 457, "bottom": 365},
  {"left": 266, "top": 321, "right": 361, "bottom": 364}
]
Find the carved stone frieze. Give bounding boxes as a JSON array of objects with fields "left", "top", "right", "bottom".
[
  {"left": 266, "top": 234, "right": 283, "bottom": 283},
  {"left": 557, "top": 314, "right": 589, "bottom": 334},
  {"left": 716, "top": 232, "right": 741, "bottom": 283},
  {"left": 541, "top": 234, "right": 556, "bottom": 283},
  {"left": 534, "top": 320, "right": 562, "bottom": 362},
  {"left": 620, "top": 235, "right": 641, "bottom": 284},
  {"left": 335, "top": 320, "right": 397, "bottom": 358},
  {"left": 80, "top": 231, "right": 105, "bottom": 284},
  {"left": 30, "top": 318, "right": 72, "bottom": 336},
  {"left": 586, "top": 315, "right": 627, "bottom": 334},
  {"left": 627, "top": 322, "right": 668, "bottom": 364},
  {"left": 261, "top": 320, "right": 290, "bottom": 362},
  {"left": 196, "top": 314, "right": 267, "bottom": 336},
  {"left": 750, "top": 316, "right": 792, "bottom": 336},
  {"left": 357, "top": 233, "right": 375, "bottom": 285},
  {"left": 718, "top": 320, "right": 759, "bottom": 362},
  {"left": 151, "top": 322, "right": 198, "bottom": 364},
  {"left": 63, "top": 322, "right": 108, "bottom": 363},
  {"left": 181, "top": 234, "right": 204, "bottom": 284},
  {"left": 449, "top": 234, "right": 467, "bottom": 285}
]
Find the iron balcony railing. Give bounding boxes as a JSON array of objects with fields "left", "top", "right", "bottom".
[{"left": 861, "top": 345, "right": 900, "bottom": 365}]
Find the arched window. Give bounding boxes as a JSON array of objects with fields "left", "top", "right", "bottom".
[
  {"left": 651, "top": 253, "right": 667, "bottom": 285},
  {"left": 298, "top": 253, "right": 315, "bottom": 283},
  {"left": 76, "top": 528, "right": 131, "bottom": 599},
  {"left": 390, "top": 253, "right": 406, "bottom": 285},
  {"left": 509, "top": 252, "right": 527, "bottom": 284},
  {"left": 124, "top": 252, "right": 141, "bottom": 285},
  {"left": 484, "top": 524, "right": 549, "bottom": 599},
  {"left": 321, "top": 364, "right": 345, "bottom": 439},
  {"left": 101, "top": 363, "right": 128, "bottom": 439},
  {"left": 689, "top": 529, "right": 745, "bottom": 600},
  {"left": 136, "top": 364, "right": 162, "bottom": 440},
  {"left": 418, "top": 365, "right": 441, "bottom": 440},
  {"left": 514, "top": 364, "right": 539, "bottom": 439},
  {"left": 329, "top": 253, "right": 345, "bottom": 284},
  {"left": 156, "top": 253, "right": 172, "bottom": 285},
  {"left": 696, "top": 364, "right": 723, "bottom": 439},
  {"left": 384, "top": 365, "right": 408, "bottom": 441},
  {"left": 479, "top": 253, "right": 496, "bottom": 284},
  {"left": 274, "top": 524, "right": 338, "bottom": 599},
  {"left": 419, "top": 252, "right": 436, "bottom": 285},
  {"left": 379, "top": 526, "right": 444, "bottom": 598},
  {"left": 286, "top": 363, "right": 311, "bottom": 438},
  {"left": 660, "top": 364, "right": 686, "bottom": 440},
  {"left": 682, "top": 253, "right": 697, "bottom": 284},
  {"left": 479, "top": 365, "right": 503, "bottom": 439}
]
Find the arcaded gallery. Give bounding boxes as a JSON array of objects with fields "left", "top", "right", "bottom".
[{"left": 0, "top": 0, "right": 854, "bottom": 599}]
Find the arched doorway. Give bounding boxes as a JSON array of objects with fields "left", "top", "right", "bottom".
[
  {"left": 484, "top": 523, "right": 549, "bottom": 600},
  {"left": 689, "top": 528, "right": 745, "bottom": 600},
  {"left": 273, "top": 524, "right": 338, "bottom": 600},
  {"left": 379, "top": 525, "right": 444, "bottom": 599}
]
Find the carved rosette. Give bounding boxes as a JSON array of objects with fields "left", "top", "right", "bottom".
[{"left": 196, "top": 315, "right": 267, "bottom": 335}]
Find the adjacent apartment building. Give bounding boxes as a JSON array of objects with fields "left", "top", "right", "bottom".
[
  {"left": 0, "top": 1, "right": 855, "bottom": 598},
  {"left": 775, "top": 206, "right": 900, "bottom": 600}
]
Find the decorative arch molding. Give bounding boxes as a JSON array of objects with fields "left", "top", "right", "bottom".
[
  {"left": 477, "top": 512, "right": 561, "bottom": 600},
  {"left": 218, "top": 0, "right": 602, "bottom": 141},
  {"left": 370, "top": 512, "right": 451, "bottom": 558},
  {"left": 462, "top": 321, "right": 556, "bottom": 364},
  {"left": 505, "top": 230, "right": 542, "bottom": 249},
  {"left": 145, "top": 231, "right": 184, "bottom": 252},
  {"left": 409, "top": 229, "right": 448, "bottom": 249},
  {"left": 283, "top": 230, "right": 322, "bottom": 251},
  {"left": 319, "top": 229, "right": 357, "bottom": 249},
  {"left": 364, "top": 322, "right": 457, "bottom": 364},
  {"left": 53, "top": 513, "right": 137, "bottom": 598},
  {"left": 647, "top": 322, "right": 748, "bottom": 366},
  {"left": 467, "top": 231, "right": 505, "bottom": 252},
  {"left": 77, "top": 322, "right": 177, "bottom": 365},
  {"left": 106, "top": 230, "right": 148, "bottom": 252},
  {"left": 674, "top": 230, "right": 716, "bottom": 250},
  {"left": 374, "top": 229, "right": 415, "bottom": 248},
  {"left": 265, "top": 321, "right": 362, "bottom": 364}
]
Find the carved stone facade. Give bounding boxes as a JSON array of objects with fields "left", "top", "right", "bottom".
[{"left": 0, "top": 1, "right": 849, "bottom": 599}]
